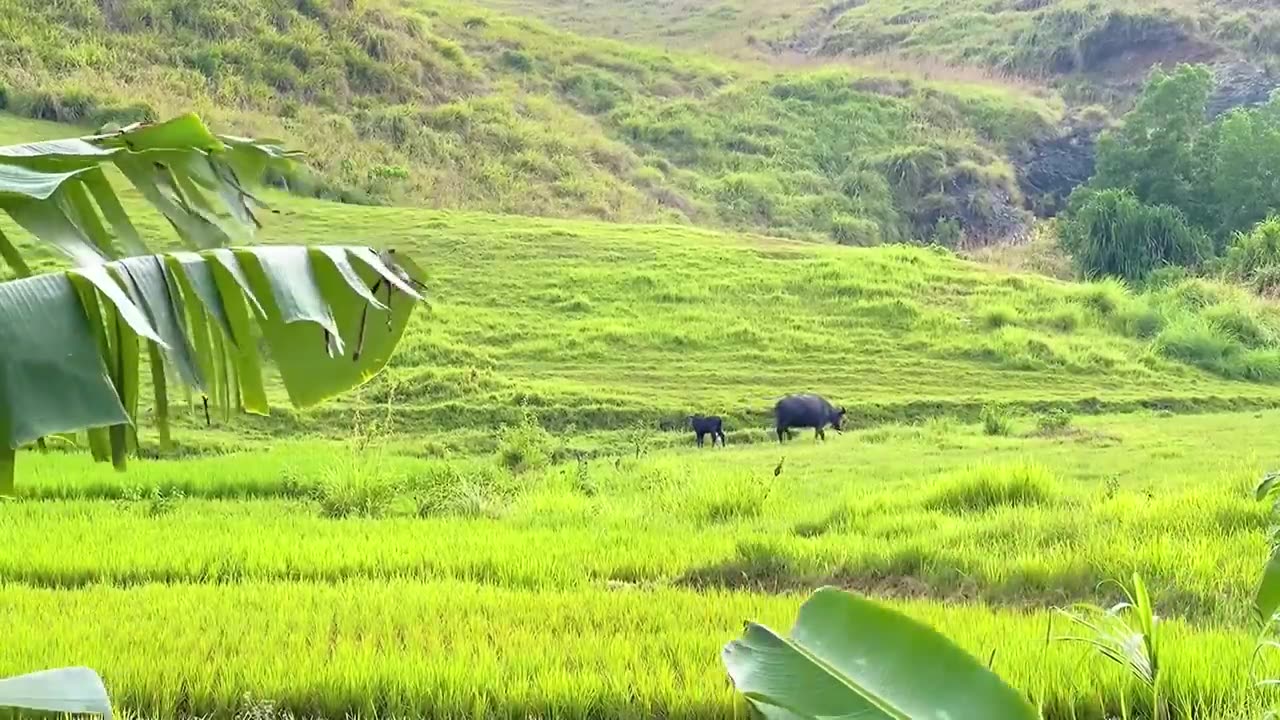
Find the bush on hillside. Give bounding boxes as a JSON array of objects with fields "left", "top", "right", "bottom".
[{"left": 1061, "top": 189, "right": 1209, "bottom": 282}]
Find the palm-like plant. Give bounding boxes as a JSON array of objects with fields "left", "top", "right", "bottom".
[{"left": 0, "top": 113, "right": 426, "bottom": 490}]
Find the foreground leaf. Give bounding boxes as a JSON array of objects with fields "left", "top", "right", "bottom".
[
  {"left": 0, "top": 667, "right": 112, "bottom": 719},
  {"left": 0, "top": 245, "right": 423, "bottom": 486},
  {"left": 722, "top": 587, "right": 1036, "bottom": 720}
]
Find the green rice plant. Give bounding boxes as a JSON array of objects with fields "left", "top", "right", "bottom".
[
  {"left": 688, "top": 471, "right": 773, "bottom": 524},
  {"left": 924, "top": 462, "right": 1058, "bottom": 514}
]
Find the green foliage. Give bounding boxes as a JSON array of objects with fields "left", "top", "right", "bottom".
[
  {"left": 1092, "top": 66, "right": 1214, "bottom": 226},
  {"left": 1056, "top": 574, "right": 1163, "bottom": 715},
  {"left": 1061, "top": 189, "right": 1208, "bottom": 282},
  {"left": 1073, "top": 69, "right": 1280, "bottom": 259},
  {"left": 1210, "top": 100, "right": 1280, "bottom": 239}
]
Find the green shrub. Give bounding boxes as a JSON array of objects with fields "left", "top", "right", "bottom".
[
  {"left": 980, "top": 405, "right": 1013, "bottom": 436},
  {"left": 1036, "top": 408, "right": 1074, "bottom": 434},
  {"left": 1061, "top": 189, "right": 1209, "bottom": 282},
  {"left": 923, "top": 462, "right": 1058, "bottom": 513},
  {"left": 497, "top": 410, "right": 554, "bottom": 473}
]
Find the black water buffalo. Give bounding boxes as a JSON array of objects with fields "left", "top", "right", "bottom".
[
  {"left": 774, "top": 394, "right": 846, "bottom": 442},
  {"left": 690, "top": 415, "right": 726, "bottom": 448}
]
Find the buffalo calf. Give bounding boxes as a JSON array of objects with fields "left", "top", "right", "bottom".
[{"left": 690, "top": 415, "right": 726, "bottom": 448}]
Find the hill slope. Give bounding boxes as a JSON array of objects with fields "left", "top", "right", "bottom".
[
  {"left": 0, "top": 0, "right": 1060, "bottom": 244},
  {"left": 3, "top": 112, "right": 1278, "bottom": 443}
]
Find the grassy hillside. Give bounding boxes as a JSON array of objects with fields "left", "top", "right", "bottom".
[
  {"left": 0, "top": 0, "right": 1060, "bottom": 243},
  {"left": 5, "top": 112, "right": 1280, "bottom": 449}
]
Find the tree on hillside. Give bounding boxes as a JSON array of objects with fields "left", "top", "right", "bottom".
[
  {"left": 1091, "top": 65, "right": 1215, "bottom": 231},
  {"left": 1210, "top": 98, "right": 1280, "bottom": 239},
  {"left": 0, "top": 114, "right": 426, "bottom": 490}
]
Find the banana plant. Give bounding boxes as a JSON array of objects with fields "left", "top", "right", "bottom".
[
  {"left": 0, "top": 113, "right": 426, "bottom": 489},
  {"left": 1255, "top": 472, "right": 1280, "bottom": 625},
  {"left": 0, "top": 668, "right": 112, "bottom": 719},
  {"left": 722, "top": 586, "right": 1037, "bottom": 719}
]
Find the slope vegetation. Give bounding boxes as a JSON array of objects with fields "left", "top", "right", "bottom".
[{"left": 0, "top": 0, "right": 1058, "bottom": 243}]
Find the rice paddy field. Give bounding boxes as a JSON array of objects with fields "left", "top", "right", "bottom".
[
  {"left": 6, "top": 410, "right": 1280, "bottom": 719},
  {"left": 9, "top": 113, "right": 1280, "bottom": 718}
]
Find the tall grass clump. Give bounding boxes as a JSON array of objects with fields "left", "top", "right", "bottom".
[
  {"left": 686, "top": 471, "right": 773, "bottom": 524},
  {"left": 980, "top": 304, "right": 1019, "bottom": 329},
  {"left": 1077, "top": 277, "right": 1130, "bottom": 317},
  {"left": 1221, "top": 216, "right": 1280, "bottom": 295},
  {"left": 414, "top": 460, "right": 512, "bottom": 519},
  {"left": 315, "top": 460, "right": 402, "bottom": 519},
  {"left": 1062, "top": 189, "right": 1208, "bottom": 282},
  {"left": 1043, "top": 304, "right": 1084, "bottom": 332},
  {"left": 923, "top": 461, "right": 1059, "bottom": 514},
  {"left": 981, "top": 404, "right": 1014, "bottom": 436}
]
